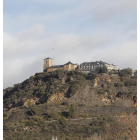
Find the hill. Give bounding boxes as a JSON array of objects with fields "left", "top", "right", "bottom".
[{"left": 3, "top": 70, "right": 137, "bottom": 140}]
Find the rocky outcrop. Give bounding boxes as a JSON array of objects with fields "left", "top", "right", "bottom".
[
  {"left": 23, "top": 98, "right": 38, "bottom": 107},
  {"left": 47, "top": 89, "right": 68, "bottom": 103}
]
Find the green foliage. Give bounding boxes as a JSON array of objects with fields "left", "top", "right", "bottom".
[
  {"left": 59, "top": 117, "right": 67, "bottom": 125},
  {"left": 28, "top": 101, "right": 32, "bottom": 109},
  {"left": 63, "top": 100, "right": 69, "bottom": 106},
  {"left": 86, "top": 71, "right": 97, "bottom": 80},
  {"left": 95, "top": 66, "right": 108, "bottom": 73},
  {"left": 29, "top": 116, "right": 44, "bottom": 126},
  {"left": 28, "top": 102, "right": 40, "bottom": 116},
  {"left": 68, "top": 104, "right": 76, "bottom": 118},
  {"left": 108, "top": 69, "right": 119, "bottom": 75},
  {"left": 20, "top": 98, "right": 27, "bottom": 106},
  {"left": 114, "top": 82, "right": 124, "bottom": 87},
  {"left": 124, "top": 78, "right": 137, "bottom": 86},
  {"left": 116, "top": 91, "right": 129, "bottom": 98},
  {"left": 27, "top": 119, "right": 36, "bottom": 126},
  {"left": 119, "top": 68, "right": 132, "bottom": 77},
  {"left": 78, "top": 104, "right": 86, "bottom": 106},
  {"left": 46, "top": 111, "right": 59, "bottom": 120},
  {"left": 98, "top": 89, "right": 104, "bottom": 94}
]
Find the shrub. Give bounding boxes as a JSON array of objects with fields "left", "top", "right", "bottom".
[
  {"left": 98, "top": 89, "right": 104, "bottom": 94},
  {"left": 46, "top": 111, "right": 59, "bottom": 120},
  {"left": 78, "top": 104, "right": 86, "bottom": 106},
  {"left": 20, "top": 98, "right": 27, "bottom": 106},
  {"left": 29, "top": 116, "right": 44, "bottom": 126},
  {"left": 59, "top": 117, "right": 67, "bottom": 125},
  {"left": 119, "top": 68, "right": 132, "bottom": 77},
  {"left": 27, "top": 119, "right": 36, "bottom": 126},
  {"left": 29, "top": 105, "right": 40, "bottom": 116},
  {"left": 116, "top": 91, "right": 129, "bottom": 97},
  {"left": 3, "top": 117, "right": 8, "bottom": 121},
  {"left": 114, "top": 82, "right": 124, "bottom": 87},
  {"left": 68, "top": 104, "right": 76, "bottom": 118},
  {"left": 28, "top": 101, "right": 32, "bottom": 109},
  {"left": 95, "top": 66, "right": 108, "bottom": 73},
  {"left": 63, "top": 100, "right": 69, "bottom": 106},
  {"left": 108, "top": 70, "right": 118, "bottom": 75},
  {"left": 124, "top": 79, "right": 137, "bottom": 86},
  {"left": 86, "top": 71, "right": 97, "bottom": 80}
]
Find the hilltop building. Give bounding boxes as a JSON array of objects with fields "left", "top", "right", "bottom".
[
  {"left": 43, "top": 58, "right": 120, "bottom": 73},
  {"left": 78, "top": 61, "right": 120, "bottom": 72},
  {"left": 43, "top": 57, "right": 78, "bottom": 72}
]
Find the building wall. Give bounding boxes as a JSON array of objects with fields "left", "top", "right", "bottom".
[
  {"left": 63, "top": 64, "right": 78, "bottom": 71},
  {"left": 79, "top": 62, "right": 119, "bottom": 71},
  {"left": 46, "top": 64, "right": 78, "bottom": 72},
  {"left": 43, "top": 59, "right": 53, "bottom": 71},
  {"left": 47, "top": 67, "right": 63, "bottom": 72}
]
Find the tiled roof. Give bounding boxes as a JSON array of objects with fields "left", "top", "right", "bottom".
[
  {"left": 49, "top": 65, "right": 64, "bottom": 68},
  {"left": 64, "top": 61, "right": 74, "bottom": 65},
  {"left": 44, "top": 57, "right": 53, "bottom": 60}
]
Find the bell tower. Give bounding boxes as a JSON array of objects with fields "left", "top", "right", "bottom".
[{"left": 43, "top": 57, "right": 53, "bottom": 72}]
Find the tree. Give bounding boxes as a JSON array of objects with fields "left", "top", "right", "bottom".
[
  {"left": 68, "top": 104, "right": 76, "bottom": 118},
  {"left": 119, "top": 68, "right": 132, "bottom": 77},
  {"left": 95, "top": 66, "right": 108, "bottom": 73},
  {"left": 87, "top": 71, "right": 97, "bottom": 80}
]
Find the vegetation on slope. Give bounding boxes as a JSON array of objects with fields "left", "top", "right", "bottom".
[{"left": 3, "top": 69, "right": 137, "bottom": 139}]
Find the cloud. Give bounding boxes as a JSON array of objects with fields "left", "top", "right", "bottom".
[
  {"left": 3, "top": 23, "right": 137, "bottom": 89},
  {"left": 3, "top": 0, "right": 137, "bottom": 89},
  {"left": 16, "top": 24, "right": 45, "bottom": 41},
  {"left": 74, "top": 0, "right": 136, "bottom": 19}
]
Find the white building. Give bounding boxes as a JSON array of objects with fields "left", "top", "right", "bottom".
[{"left": 78, "top": 61, "right": 120, "bottom": 71}]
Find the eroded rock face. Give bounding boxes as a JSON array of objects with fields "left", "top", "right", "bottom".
[
  {"left": 23, "top": 99, "right": 38, "bottom": 107},
  {"left": 93, "top": 79, "right": 98, "bottom": 87},
  {"left": 47, "top": 89, "right": 68, "bottom": 103}
]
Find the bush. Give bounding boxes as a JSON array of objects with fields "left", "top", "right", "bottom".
[
  {"left": 78, "top": 104, "right": 86, "bottom": 106},
  {"left": 46, "top": 111, "right": 59, "bottom": 120},
  {"left": 114, "top": 82, "right": 124, "bottom": 87},
  {"left": 119, "top": 68, "right": 132, "bottom": 77},
  {"left": 63, "top": 101, "right": 69, "bottom": 106},
  {"left": 86, "top": 71, "right": 97, "bottom": 80},
  {"left": 116, "top": 91, "right": 129, "bottom": 97},
  {"left": 59, "top": 117, "right": 67, "bottom": 125},
  {"left": 29, "top": 116, "right": 44, "bottom": 126},
  {"left": 124, "top": 79, "right": 137, "bottom": 86},
  {"left": 68, "top": 104, "right": 76, "bottom": 118},
  {"left": 29, "top": 105, "right": 40, "bottom": 116},
  {"left": 95, "top": 66, "right": 108, "bottom": 73},
  {"left": 20, "top": 98, "right": 27, "bottom": 106},
  {"left": 108, "top": 70, "right": 118, "bottom": 75},
  {"left": 27, "top": 119, "right": 36, "bottom": 126},
  {"left": 98, "top": 89, "right": 104, "bottom": 94}
]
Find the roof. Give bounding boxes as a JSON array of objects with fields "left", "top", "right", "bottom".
[
  {"left": 45, "top": 61, "right": 76, "bottom": 70},
  {"left": 64, "top": 61, "right": 74, "bottom": 65},
  {"left": 44, "top": 57, "right": 53, "bottom": 60},
  {"left": 80, "top": 61, "right": 118, "bottom": 66},
  {"left": 49, "top": 65, "right": 64, "bottom": 68}
]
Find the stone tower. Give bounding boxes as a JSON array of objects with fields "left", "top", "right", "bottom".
[{"left": 43, "top": 57, "right": 53, "bottom": 72}]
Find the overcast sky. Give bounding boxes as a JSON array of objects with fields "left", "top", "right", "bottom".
[{"left": 3, "top": 0, "right": 137, "bottom": 89}]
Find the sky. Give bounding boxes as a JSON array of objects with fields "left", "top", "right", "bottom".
[{"left": 3, "top": 0, "right": 137, "bottom": 89}]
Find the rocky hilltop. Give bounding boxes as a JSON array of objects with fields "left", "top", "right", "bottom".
[{"left": 3, "top": 69, "right": 137, "bottom": 140}]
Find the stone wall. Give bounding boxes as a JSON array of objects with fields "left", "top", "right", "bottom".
[{"left": 43, "top": 58, "right": 53, "bottom": 71}]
